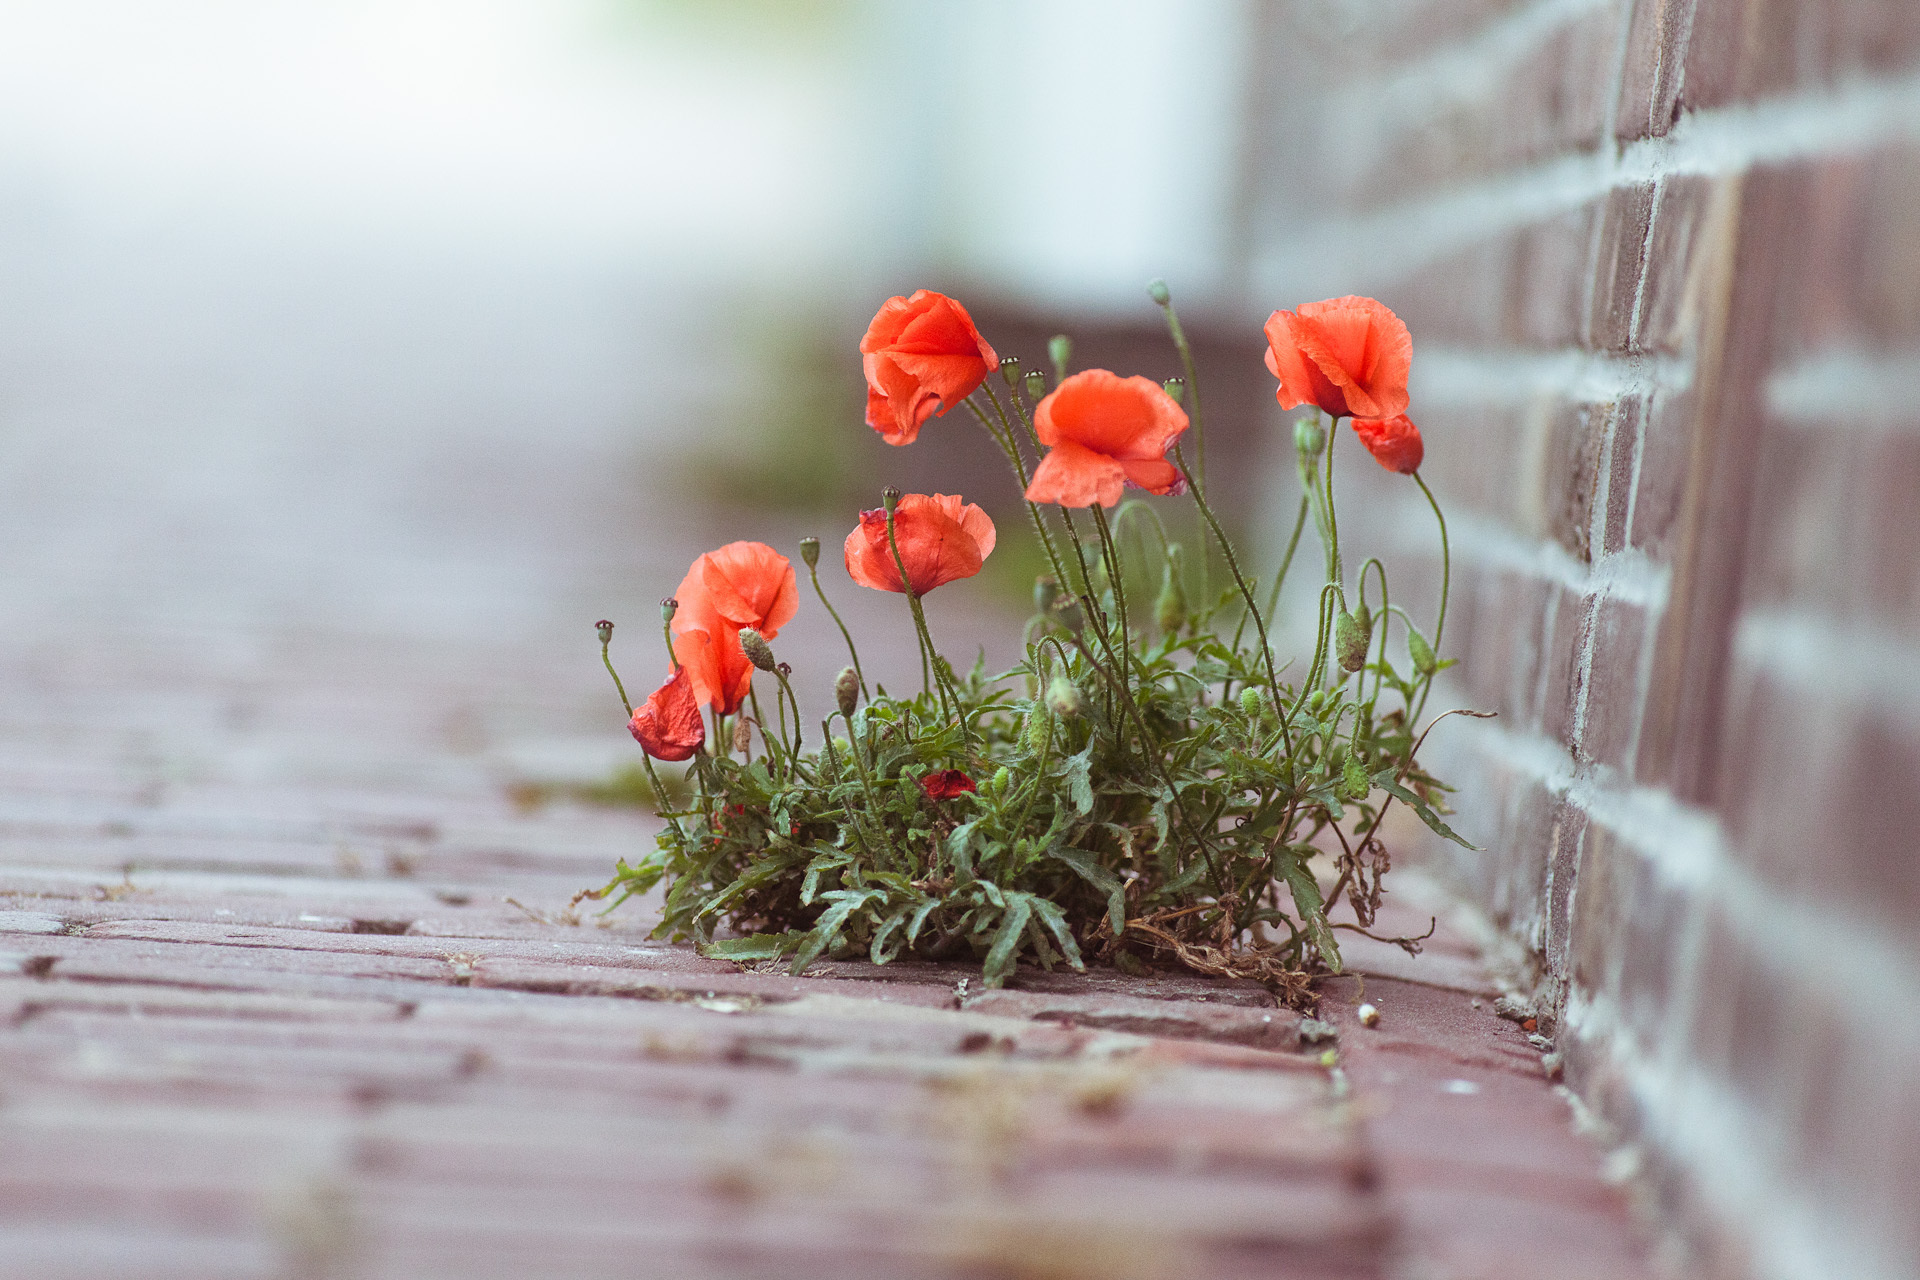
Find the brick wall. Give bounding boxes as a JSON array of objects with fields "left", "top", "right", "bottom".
[{"left": 1246, "top": 3, "right": 1920, "bottom": 1277}]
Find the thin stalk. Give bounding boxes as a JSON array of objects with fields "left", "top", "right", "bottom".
[
  {"left": 807, "top": 561, "right": 866, "bottom": 699},
  {"left": 1262, "top": 494, "right": 1312, "bottom": 625},
  {"left": 1172, "top": 443, "right": 1293, "bottom": 758},
  {"left": 1153, "top": 291, "right": 1211, "bottom": 605},
  {"left": 1091, "top": 505, "right": 1132, "bottom": 659},
  {"left": 600, "top": 636, "right": 633, "bottom": 718},
  {"left": 883, "top": 503, "right": 957, "bottom": 723},
  {"left": 838, "top": 709, "right": 898, "bottom": 868},
  {"left": 966, "top": 394, "right": 1075, "bottom": 593},
  {"left": 1411, "top": 471, "right": 1452, "bottom": 728},
  {"left": 1322, "top": 420, "right": 1345, "bottom": 596}
]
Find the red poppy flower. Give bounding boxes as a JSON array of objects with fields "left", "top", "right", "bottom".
[
  {"left": 629, "top": 665, "right": 705, "bottom": 761},
  {"left": 669, "top": 542, "right": 798, "bottom": 714},
  {"left": 1263, "top": 296, "right": 1412, "bottom": 421},
  {"left": 1351, "top": 414, "right": 1424, "bottom": 474},
  {"left": 861, "top": 291, "right": 999, "bottom": 446},
  {"left": 1023, "top": 370, "right": 1189, "bottom": 509},
  {"left": 843, "top": 493, "right": 996, "bottom": 596},
  {"left": 920, "top": 769, "right": 976, "bottom": 801}
]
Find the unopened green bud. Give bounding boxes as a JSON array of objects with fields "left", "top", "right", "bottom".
[
  {"left": 595, "top": 618, "right": 614, "bottom": 646},
  {"left": 1162, "top": 377, "right": 1185, "bottom": 406},
  {"left": 1050, "top": 594, "right": 1085, "bottom": 634},
  {"left": 1154, "top": 549, "right": 1187, "bottom": 635},
  {"left": 740, "top": 628, "right": 777, "bottom": 673},
  {"left": 999, "top": 355, "right": 1021, "bottom": 388},
  {"left": 1147, "top": 278, "right": 1171, "bottom": 306},
  {"left": 1048, "top": 334, "right": 1072, "bottom": 380},
  {"left": 798, "top": 537, "right": 820, "bottom": 569},
  {"left": 834, "top": 666, "right": 859, "bottom": 717},
  {"left": 1046, "top": 675, "right": 1081, "bottom": 717},
  {"left": 1033, "top": 574, "right": 1059, "bottom": 616},
  {"left": 992, "top": 766, "right": 1012, "bottom": 797},
  {"left": 1024, "top": 370, "right": 1048, "bottom": 400},
  {"left": 1408, "top": 629, "right": 1437, "bottom": 676},
  {"left": 1342, "top": 755, "right": 1371, "bottom": 801},
  {"left": 1335, "top": 610, "right": 1368, "bottom": 673},
  {"left": 882, "top": 486, "right": 900, "bottom": 514},
  {"left": 1238, "top": 686, "right": 1265, "bottom": 719},
  {"left": 1294, "top": 416, "right": 1326, "bottom": 459},
  {"left": 659, "top": 597, "right": 678, "bottom": 626},
  {"left": 1022, "top": 705, "right": 1052, "bottom": 752}
]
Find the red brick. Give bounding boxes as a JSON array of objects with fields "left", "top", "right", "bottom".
[
  {"left": 1588, "top": 182, "right": 1658, "bottom": 352},
  {"left": 1505, "top": 203, "right": 1601, "bottom": 348},
  {"left": 1539, "top": 587, "right": 1591, "bottom": 751},
  {"left": 1574, "top": 595, "right": 1651, "bottom": 771},
  {"left": 1613, "top": 0, "right": 1697, "bottom": 142},
  {"left": 1633, "top": 175, "right": 1724, "bottom": 355},
  {"left": 1685, "top": 0, "right": 1920, "bottom": 111}
]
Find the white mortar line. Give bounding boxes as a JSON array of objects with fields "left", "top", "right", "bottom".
[
  {"left": 1766, "top": 346, "right": 1920, "bottom": 427},
  {"left": 1566, "top": 986, "right": 1913, "bottom": 1280},
  {"left": 1414, "top": 345, "right": 1694, "bottom": 407},
  {"left": 1260, "top": 68, "right": 1920, "bottom": 296},
  {"left": 1419, "top": 510, "right": 1672, "bottom": 610},
  {"left": 1734, "top": 608, "right": 1920, "bottom": 718},
  {"left": 1459, "top": 714, "right": 1920, "bottom": 1020},
  {"left": 1355, "top": 0, "right": 1612, "bottom": 122}
]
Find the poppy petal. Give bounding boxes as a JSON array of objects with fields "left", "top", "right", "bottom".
[
  {"left": 629, "top": 665, "right": 705, "bottom": 761},
  {"left": 1351, "top": 414, "right": 1425, "bottom": 474},
  {"left": 1026, "top": 440, "right": 1128, "bottom": 508}
]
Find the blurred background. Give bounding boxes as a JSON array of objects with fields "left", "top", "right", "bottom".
[{"left": 0, "top": 0, "right": 1297, "bottom": 785}]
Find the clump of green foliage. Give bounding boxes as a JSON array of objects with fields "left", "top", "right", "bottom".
[{"left": 591, "top": 286, "right": 1474, "bottom": 1001}]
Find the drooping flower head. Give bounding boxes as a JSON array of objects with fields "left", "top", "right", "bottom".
[
  {"left": 861, "top": 291, "right": 999, "bottom": 446},
  {"left": 1023, "top": 370, "right": 1189, "bottom": 509},
  {"left": 1263, "top": 296, "right": 1412, "bottom": 421},
  {"left": 629, "top": 665, "right": 705, "bottom": 761},
  {"left": 1351, "top": 414, "right": 1424, "bottom": 474},
  {"left": 844, "top": 493, "right": 996, "bottom": 596},
  {"left": 669, "top": 541, "right": 798, "bottom": 715}
]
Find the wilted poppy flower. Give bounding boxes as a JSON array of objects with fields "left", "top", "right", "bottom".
[
  {"left": 1263, "top": 296, "right": 1412, "bottom": 421},
  {"left": 1351, "top": 414, "right": 1424, "bottom": 474},
  {"left": 629, "top": 665, "right": 705, "bottom": 761},
  {"left": 844, "top": 493, "right": 996, "bottom": 596},
  {"left": 861, "top": 290, "right": 999, "bottom": 446},
  {"left": 920, "top": 769, "right": 976, "bottom": 801},
  {"left": 1024, "top": 370, "right": 1189, "bottom": 509},
  {"left": 670, "top": 542, "right": 798, "bottom": 714}
]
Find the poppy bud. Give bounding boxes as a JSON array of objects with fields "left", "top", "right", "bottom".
[
  {"left": 1239, "top": 686, "right": 1265, "bottom": 719},
  {"left": 1161, "top": 377, "right": 1185, "bottom": 406},
  {"left": 1147, "top": 278, "right": 1171, "bottom": 306},
  {"left": 1046, "top": 675, "right": 1081, "bottom": 717},
  {"left": 1341, "top": 755, "right": 1370, "bottom": 801},
  {"left": 1022, "top": 705, "right": 1051, "bottom": 753},
  {"left": 1033, "top": 574, "right": 1059, "bottom": 616},
  {"left": 1024, "top": 370, "right": 1048, "bottom": 400},
  {"left": 834, "top": 666, "right": 859, "bottom": 717},
  {"left": 882, "top": 486, "right": 901, "bottom": 514},
  {"left": 1355, "top": 600, "right": 1373, "bottom": 644},
  {"left": 1050, "top": 594, "right": 1085, "bottom": 634},
  {"left": 1335, "top": 610, "right": 1368, "bottom": 673},
  {"left": 660, "top": 597, "right": 678, "bottom": 626},
  {"left": 595, "top": 619, "right": 614, "bottom": 645},
  {"left": 999, "top": 355, "right": 1021, "bottom": 388},
  {"left": 732, "top": 718, "right": 753, "bottom": 755},
  {"left": 992, "top": 766, "right": 1012, "bottom": 797},
  {"left": 1048, "top": 334, "right": 1072, "bottom": 380},
  {"left": 739, "top": 628, "right": 777, "bottom": 673},
  {"left": 1155, "top": 546, "right": 1186, "bottom": 634},
  {"left": 1294, "top": 416, "right": 1326, "bottom": 460},
  {"left": 798, "top": 537, "right": 820, "bottom": 569},
  {"left": 1408, "top": 629, "right": 1438, "bottom": 676}
]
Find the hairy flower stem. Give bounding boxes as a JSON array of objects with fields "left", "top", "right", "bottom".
[
  {"left": 968, "top": 391, "right": 1078, "bottom": 595},
  {"left": 882, "top": 503, "right": 960, "bottom": 726},
  {"left": 1321, "top": 424, "right": 1346, "bottom": 598},
  {"left": 600, "top": 635, "right": 633, "bottom": 718},
  {"left": 1091, "top": 505, "right": 1133, "bottom": 658},
  {"left": 600, "top": 633, "right": 689, "bottom": 841},
  {"left": 836, "top": 710, "right": 897, "bottom": 868},
  {"left": 807, "top": 561, "right": 866, "bottom": 700},
  {"left": 1410, "top": 470, "right": 1451, "bottom": 727},
  {"left": 773, "top": 666, "right": 804, "bottom": 759},
  {"left": 1153, "top": 290, "right": 1212, "bottom": 605},
  {"left": 1172, "top": 444, "right": 1294, "bottom": 758}
]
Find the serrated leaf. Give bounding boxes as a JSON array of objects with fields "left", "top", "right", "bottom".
[
  {"left": 983, "top": 894, "right": 1033, "bottom": 987},
  {"left": 1030, "top": 896, "right": 1085, "bottom": 971},
  {"left": 699, "top": 932, "right": 803, "bottom": 962},
  {"left": 1371, "top": 771, "right": 1477, "bottom": 848},
  {"left": 1278, "top": 853, "right": 1341, "bottom": 972},
  {"left": 1047, "top": 845, "right": 1126, "bottom": 936}
]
